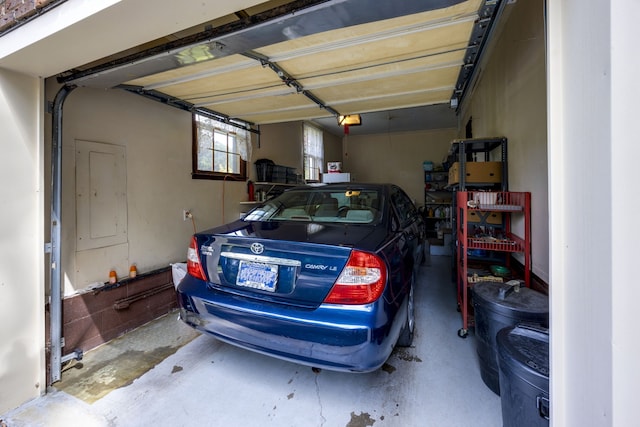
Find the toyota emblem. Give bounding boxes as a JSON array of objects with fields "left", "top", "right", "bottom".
[{"left": 250, "top": 242, "right": 264, "bottom": 254}]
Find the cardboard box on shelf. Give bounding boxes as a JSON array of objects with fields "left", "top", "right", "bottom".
[
  {"left": 448, "top": 161, "right": 502, "bottom": 185},
  {"left": 467, "top": 211, "right": 503, "bottom": 225}
]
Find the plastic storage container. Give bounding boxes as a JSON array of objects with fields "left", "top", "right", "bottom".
[
  {"left": 272, "top": 165, "right": 287, "bottom": 183},
  {"left": 471, "top": 281, "right": 548, "bottom": 395},
  {"left": 255, "top": 159, "right": 275, "bottom": 182},
  {"left": 171, "top": 263, "right": 187, "bottom": 289},
  {"left": 497, "top": 324, "right": 549, "bottom": 427}
]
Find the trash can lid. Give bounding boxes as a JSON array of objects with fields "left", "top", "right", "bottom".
[
  {"left": 472, "top": 281, "right": 549, "bottom": 317},
  {"left": 497, "top": 323, "right": 549, "bottom": 380}
]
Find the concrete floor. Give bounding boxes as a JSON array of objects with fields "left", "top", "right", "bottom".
[{"left": 1, "top": 255, "right": 502, "bottom": 427}]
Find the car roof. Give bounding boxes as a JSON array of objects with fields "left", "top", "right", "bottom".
[{"left": 289, "top": 182, "right": 391, "bottom": 191}]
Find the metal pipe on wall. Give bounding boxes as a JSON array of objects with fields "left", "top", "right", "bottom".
[{"left": 49, "top": 84, "right": 77, "bottom": 384}]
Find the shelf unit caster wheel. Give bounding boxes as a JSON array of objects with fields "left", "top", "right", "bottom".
[{"left": 458, "top": 328, "right": 468, "bottom": 338}]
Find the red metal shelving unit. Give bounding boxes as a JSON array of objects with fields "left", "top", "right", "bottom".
[{"left": 455, "top": 190, "right": 531, "bottom": 338}]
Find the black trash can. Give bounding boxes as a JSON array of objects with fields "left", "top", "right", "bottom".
[
  {"left": 497, "top": 324, "right": 549, "bottom": 427},
  {"left": 471, "top": 281, "right": 548, "bottom": 395}
]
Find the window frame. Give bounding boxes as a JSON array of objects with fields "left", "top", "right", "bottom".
[
  {"left": 192, "top": 113, "right": 247, "bottom": 181},
  {"left": 303, "top": 123, "right": 324, "bottom": 182},
  {"left": 390, "top": 185, "right": 419, "bottom": 227}
]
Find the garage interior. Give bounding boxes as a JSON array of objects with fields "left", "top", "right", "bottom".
[
  {"left": 43, "top": 0, "right": 549, "bottom": 379},
  {"left": 0, "top": 0, "right": 637, "bottom": 426}
]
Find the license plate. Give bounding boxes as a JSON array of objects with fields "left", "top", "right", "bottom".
[{"left": 236, "top": 261, "right": 278, "bottom": 292}]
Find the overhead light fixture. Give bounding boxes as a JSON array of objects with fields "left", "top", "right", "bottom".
[
  {"left": 175, "top": 45, "right": 216, "bottom": 65},
  {"left": 337, "top": 114, "right": 362, "bottom": 126}
]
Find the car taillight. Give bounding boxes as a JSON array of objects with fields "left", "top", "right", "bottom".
[
  {"left": 323, "top": 250, "right": 386, "bottom": 305},
  {"left": 186, "top": 236, "right": 207, "bottom": 281}
]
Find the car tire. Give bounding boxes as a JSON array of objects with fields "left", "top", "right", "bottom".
[{"left": 397, "top": 279, "right": 415, "bottom": 347}]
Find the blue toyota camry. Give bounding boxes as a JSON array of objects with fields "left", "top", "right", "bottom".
[{"left": 176, "top": 183, "right": 425, "bottom": 372}]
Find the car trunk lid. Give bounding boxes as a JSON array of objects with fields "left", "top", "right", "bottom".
[{"left": 195, "top": 232, "right": 354, "bottom": 308}]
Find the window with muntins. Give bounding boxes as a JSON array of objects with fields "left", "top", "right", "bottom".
[
  {"left": 192, "top": 113, "right": 249, "bottom": 180},
  {"left": 303, "top": 124, "right": 323, "bottom": 182}
]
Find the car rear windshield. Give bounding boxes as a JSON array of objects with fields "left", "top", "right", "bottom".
[{"left": 244, "top": 188, "right": 382, "bottom": 224}]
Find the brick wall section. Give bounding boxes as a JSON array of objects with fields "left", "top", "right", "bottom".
[
  {"left": 57, "top": 268, "right": 179, "bottom": 354},
  {"left": 1, "top": 0, "right": 58, "bottom": 32}
]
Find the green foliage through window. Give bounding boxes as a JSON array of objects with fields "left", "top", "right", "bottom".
[{"left": 193, "top": 113, "right": 249, "bottom": 180}]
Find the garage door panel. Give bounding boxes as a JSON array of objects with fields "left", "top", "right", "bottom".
[
  {"left": 126, "top": 55, "right": 255, "bottom": 88},
  {"left": 272, "top": 22, "right": 473, "bottom": 78},
  {"left": 258, "top": 0, "right": 481, "bottom": 59},
  {"left": 111, "top": 0, "right": 487, "bottom": 125},
  {"left": 334, "top": 89, "right": 453, "bottom": 114},
  {"left": 298, "top": 49, "right": 464, "bottom": 90},
  {"left": 158, "top": 65, "right": 279, "bottom": 101},
  {"left": 314, "top": 68, "right": 458, "bottom": 101},
  {"left": 201, "top": 92, "right": 317, "bottom": 116},
  {"left": 235, "top": 107, "right": 334, "bottom": 124}
]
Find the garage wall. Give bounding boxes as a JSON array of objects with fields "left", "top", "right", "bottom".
[
  {"left": 322, "top": 128, "right": 343, "bottom": 169},
  {"left": 250, "top": 121, "right": 342, "bottom": 179},
  {"left": 342, "top": 128, "right": 458, "bottom": 205},
  {"left": 0, "top": 69, "right": 46, "bottom": 413},
  {"left": 458, "top": 0, "right": 548, "bottom": 283},
  {"left": 46, "top": 85, "right": 248, "bottom": 295},
  {"left": 251, "top": 122, "right": 304, "bottom": 174}
]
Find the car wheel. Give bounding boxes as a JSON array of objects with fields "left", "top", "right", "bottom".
[{"left": 397, "top": 278, "right": 415, "bottom": 347}]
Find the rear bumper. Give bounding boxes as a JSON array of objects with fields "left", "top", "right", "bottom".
[{"left": 176, "top": 276, "right": 400, "bottom": 372}]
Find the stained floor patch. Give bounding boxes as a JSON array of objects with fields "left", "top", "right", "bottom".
[
  {"left": 393, "top": 348, "right": 423, "bottom": 363},
  {"left": 347, "top": 411, "right": 376, "bottom": 427},
  {"left": 55, "top": 312, "right": 199, "bottom": 404},
  {"left": 381, "top": 363, "right": 396, "bottom": 374}
]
